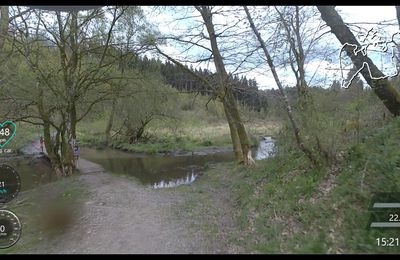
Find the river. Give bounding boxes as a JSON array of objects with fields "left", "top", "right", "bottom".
[
  {"left": 79, "top": 137, "right": 275, "bottom": 188},
  {"left": 0, "top": 137, "right": 275, "bottom": 190}
]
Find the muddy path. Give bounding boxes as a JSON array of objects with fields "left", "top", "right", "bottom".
[
  {"left": 33, "top": 171, "right": 198, "bottom": 254},
  {"left": 10, "top": 139, "right": 240, "bottom": 254}
]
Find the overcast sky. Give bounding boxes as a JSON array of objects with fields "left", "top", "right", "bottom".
[{"left": 143, "top": 6, "right": 400, "bottom": 89}]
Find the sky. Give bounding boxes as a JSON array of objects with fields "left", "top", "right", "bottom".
[{"left": 142, "top": 6, "right": 400, "bottom": 90}]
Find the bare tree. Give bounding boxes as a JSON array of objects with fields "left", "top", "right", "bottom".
[
  {"left": 103, "top": 7, "right": 149, "bottom": 146},
  {"left": 244, "top": 6, "right": 318, "bottom": 167},
  {"left": 195, "top": 6, "right": 254, "bottom": 165},
  {"left": 273, "top": 6, "right": 332, "bottom": 95},
  {"left": 151, "top": 6, "right": 256, "bottom": 165},
  {"left": 275, "top": 6, "right": 309, "bottom": 96},
  {"left": 317, "top": 6, "right": 400, "bottom": 116},
  {"left": 272, "top": 6, "right": 338, "bottom": 163}
]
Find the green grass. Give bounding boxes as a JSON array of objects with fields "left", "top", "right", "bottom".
[
  {"left": 75, "top": 89, "right": 280, "bottom": 154},
  {"left": 171, "top": 162, "right": 244, "bottom": 253},
  {"left": 111, "top": 127, "right": 233, "bottom": 154},
  {"left": 77, "top": 115, "right": 280, "bottom": 154},
  {"left": 222, "top": 116, "right": 400, "bottom": 253},
  {"left": 176, "top": 116, "right": 400, "bottom": 253}
]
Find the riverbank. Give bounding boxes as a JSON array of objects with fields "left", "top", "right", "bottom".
[
  {"left": 5, "top": 116, "right": 280, "bottom": 158},
  {"left": 173, "top": 162, "right": 249, "bottom": 253},
  {"left": 219, "top": 117, "right": 400, "bottom": 253},
  {"left": 2, "top": 162, "right": 249, "bottom": 253},
  {"left": 9, "top": 116, "right": 400, "bottom": 253},
  {"left": 77, "top": 120, "right": 280, "bottom": 155},
  {"left": 1, "top": 136, "right": 249, "bottom": 253},
  {"left": 1, "top": 120, "right": 281, "bottom": 253}
]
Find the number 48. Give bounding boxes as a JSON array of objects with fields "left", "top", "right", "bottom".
[{"left": 0, "top": 128, "right": 10, "bottom": 136}]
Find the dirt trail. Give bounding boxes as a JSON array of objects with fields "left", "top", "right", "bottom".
[
  {"left": 39, "top": 172, "right": 198, "bottom": 254},
  {"left": 19, "top": 139, "right": 235, "bottom": 254}
]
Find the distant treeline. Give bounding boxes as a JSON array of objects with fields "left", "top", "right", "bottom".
[{"left": 135, "top": 55, "right": 269, "bottom": 112}]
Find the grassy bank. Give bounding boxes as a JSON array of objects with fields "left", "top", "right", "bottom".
[
  {"left": 172, "top": 162, "right": 246, "bottom": 253},
  {"left": 78, "top": 120, "right": 280, "bottom": 154},
  {"left": 76, "top": 93, "right": 280, "bottom": 154},
  {"left": 180, "top": 116, "right": 400, "bottom": 253}
]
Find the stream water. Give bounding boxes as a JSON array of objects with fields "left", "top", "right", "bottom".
[
  {"left": 80, "top": 137, "right": 275, "bottom": 189},
  {"left": 0, "top": 137, "right": 275, "bottom": 190}
]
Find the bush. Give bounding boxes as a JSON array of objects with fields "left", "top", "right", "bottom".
[{"left": 274, "top": 87, "right": 389, "bottom": 167}]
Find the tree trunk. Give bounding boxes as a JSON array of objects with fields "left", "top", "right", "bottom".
[
  {"left": 223, "top": 88, "right": 253, "bottom": 164},
  {"left": 105, "top": 98, "right": 117, "bottom": 147},
  {"left": 43, "top": 122, "right": 64, "bottom": 178},
  {"left": 196, "top": 6, "right": 254, "bottom": 165},
  {"left": 396, "top": 6, "right": 400, "bottom": 30},
  {"left": 222, "top": 100, "right": 244, "bottom": 162},
  {"left": 276, "top": 6, "right": 331, "bottom": 163},
  {"left": 65, "top": 119, "right": 75, "bottom": 176},
  {"left": 294, "top": 6, "right": 308, "bottom": 97},
  {"left": 63, "top": 12, "right": 79, "bottom": 175},
  {"left": 317, "top": 6, "right": 400, "bottom": 116},
  {"left": 134, "top": 117, "right": 152, "bottom": 142},
  {"left": 276, "top": 6, "right": 308, "bottom": 97},
  {"left": 244, "top": 6, "right": 319, "bottom": 167},
  {"left": 0, "top": 6, "right": 8, "bottom": 51},
  {"left": 37, "top": 84, "right": 64, "bottom": 177}
]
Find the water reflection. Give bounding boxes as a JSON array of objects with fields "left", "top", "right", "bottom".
[
  {"left": 80, "top": 137, "right": 275, "bottom": 189},
  {"left": 80, "top": 147, "right": 233, "bottom": 188},
  {"left": 152, "top": 172, "right": 197, "bottom": 189},
  {"left": 0, "top": 137, "right": 275, "bottom": 191},
  {"left": 255, "top": 136, "right": 275, "bottom": 160}
]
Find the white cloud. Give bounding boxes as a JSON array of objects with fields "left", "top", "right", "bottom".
[
  {"left": 337, "top": 6, "right": 396, "bottom": 24},
  {"left": 143, "top": 6, "right": 400, "bottom": 90}
]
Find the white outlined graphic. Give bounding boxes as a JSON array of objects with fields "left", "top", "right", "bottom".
[{"left": 339, "top": 28, "right": 400, "bottom": 89}]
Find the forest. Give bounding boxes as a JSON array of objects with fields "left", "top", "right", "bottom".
[{"left": 1, "top": 5, "right": 400, "bottom": 254}]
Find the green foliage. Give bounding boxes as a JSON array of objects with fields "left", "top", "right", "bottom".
[
  {"left": 275, "top": 87, "right": 389, "bottom": 167},
  {"left": 78, "top": 81, "right": 277, "bottom": 154},
  {"left": 229, "top": 116, "right": 400, "bottom": 253},
  {"left": 114, "top": 76, "right": 180, "bottom": 142},
  {"left": 1, "top": 6, "right": 152, "bottom": 162}
]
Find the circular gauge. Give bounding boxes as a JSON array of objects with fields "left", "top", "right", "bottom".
[
  {"left": 0, "top": 210, "right": 22, "bottom": 248},
  {"left": 0, "top": 164, "right": 21, "bottom": 204}
]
